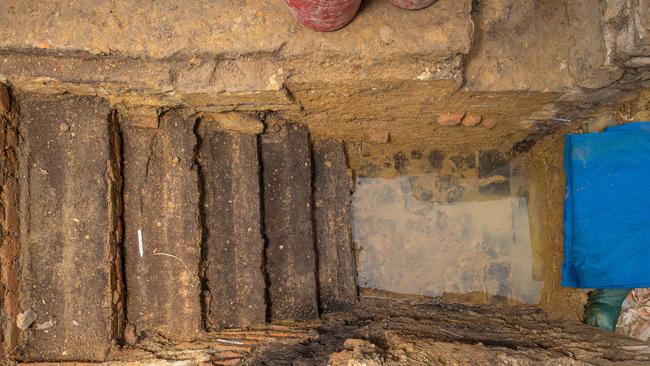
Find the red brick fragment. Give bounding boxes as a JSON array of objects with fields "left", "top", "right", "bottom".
[
  {"left": 482, "top": 119, "right": 498, "bottom": 129},
  {"left": 462, "top": 114, "right": 482, "bottom": 127},
  {"left": 437, "top": 113, "right": 465, "bottom": 126}
]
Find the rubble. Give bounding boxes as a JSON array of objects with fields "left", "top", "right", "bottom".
[{"left": 16, "top": 309, "right": 37, "bottom": 330}]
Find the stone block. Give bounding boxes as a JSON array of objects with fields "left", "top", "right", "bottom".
[
  {"left": 122, "top": 110, "right": 201, "bottom": 341},
  {"left": 198, "top": 124, "right": 266, "bottom": 329},
  {"left": 313, "top": 140, "right": 357, "bottom": 312},
  {"left": 17, "top": 94, "right": 119, "bottom": 361},
  {"left": 261, "top": 124, "right": 318, "bottom": 321}
]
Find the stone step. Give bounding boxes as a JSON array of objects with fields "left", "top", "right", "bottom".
[
  {"left": 5, "top": 97, "right": 358, "bottom": 362},
  {"left": 121, "top": 110, "right": 201, "bottom": 341},
  {"left": 197, "top": 122, "right": 266, "bottom": 329},
  {"left": 16, "top": 95, "right": 120, "bottom": 361},
  {"left": 261, "top": 124, "right": 319, "bottom": 322},
  {"left": 312, "top": 140, "right": 357, "bottom": 312}
]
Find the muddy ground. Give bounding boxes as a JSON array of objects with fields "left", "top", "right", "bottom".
[
  {"left": 72, "top": 293, "right": 648, "bottom": 365},
  {"left": 244, "top": 294, "right": 650, "bottom": 365}
]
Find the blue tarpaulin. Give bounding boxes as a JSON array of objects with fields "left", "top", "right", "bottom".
[{"left": 563, "top": 122, "right": 650, "bottom": 288}]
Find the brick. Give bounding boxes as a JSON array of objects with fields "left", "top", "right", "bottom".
[
  {"left": 437, "top": 112, "right": 465, "bottom": 126},
  {"left": 461, "top": 114, "right": 482, "bottom": 127},
  {"left": 313, "top": 140, "right": 357, "bottom": 312},
  {"left": 198, "top": 123, "right": 266, "bottom": 329},
  {"left": 261, "top": 124, "right": 318, "bottom": 321},
  {"left": 482, "top": 119, "right": 498, "bottom": 129},
  {"left": 122, "top": 110, "right": 201, "bottom": 341},
  {"left": 16, "top": 94, "right": 119, "bottom": 361}
]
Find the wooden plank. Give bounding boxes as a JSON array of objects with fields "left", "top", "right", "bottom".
[
  {"left": 313, "top": 140, "right": 357, "bottom": 312},
  {"left": 122, "top": 110, "right": 201, "bottom": 341},
  {"left": 17, "top": 94, "right": 119, "bottom": 361},
  {"left": 261, "top": 124, "right": 318, "bottom": 321},
  {"left": 198, "top": 123, "right": 266, "bottom": 329}
]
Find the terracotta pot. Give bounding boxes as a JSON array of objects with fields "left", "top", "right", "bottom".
[
  {"left": 285, "top": 0, "right": 362, "bottom": 32},
  {"left": 389, "top": 0, "right": 437, "bottom": 10}
]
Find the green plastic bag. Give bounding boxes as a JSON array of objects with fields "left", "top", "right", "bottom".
[{"left": 584, "top": 289, "right": 632, "bottom": 331}]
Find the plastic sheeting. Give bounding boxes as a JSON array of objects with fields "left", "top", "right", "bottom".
[
  {"left": 584, "top": 289, "right": 632, "bottom": 331},
  {"left": 563, "top": 122, "right": 650, "bottom": 288}
]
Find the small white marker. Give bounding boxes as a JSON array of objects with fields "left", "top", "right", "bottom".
[
  {"left": 216, "top": 338, "right": 244, "bottom": 345},
  {"left": 137, "top": 229, "right": 144, "bottom": 257}
]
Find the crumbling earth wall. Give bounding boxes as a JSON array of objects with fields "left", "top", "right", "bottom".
[{"left": 1, "top": 1, "right": 650, "bottom": 363}]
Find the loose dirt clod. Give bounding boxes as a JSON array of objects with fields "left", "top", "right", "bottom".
[
  {"left": 34, "top": 319, "right": 55, "bottom": 330},
  {"left": 17, "top": 309, "right": 37, "bottom": 330}
]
